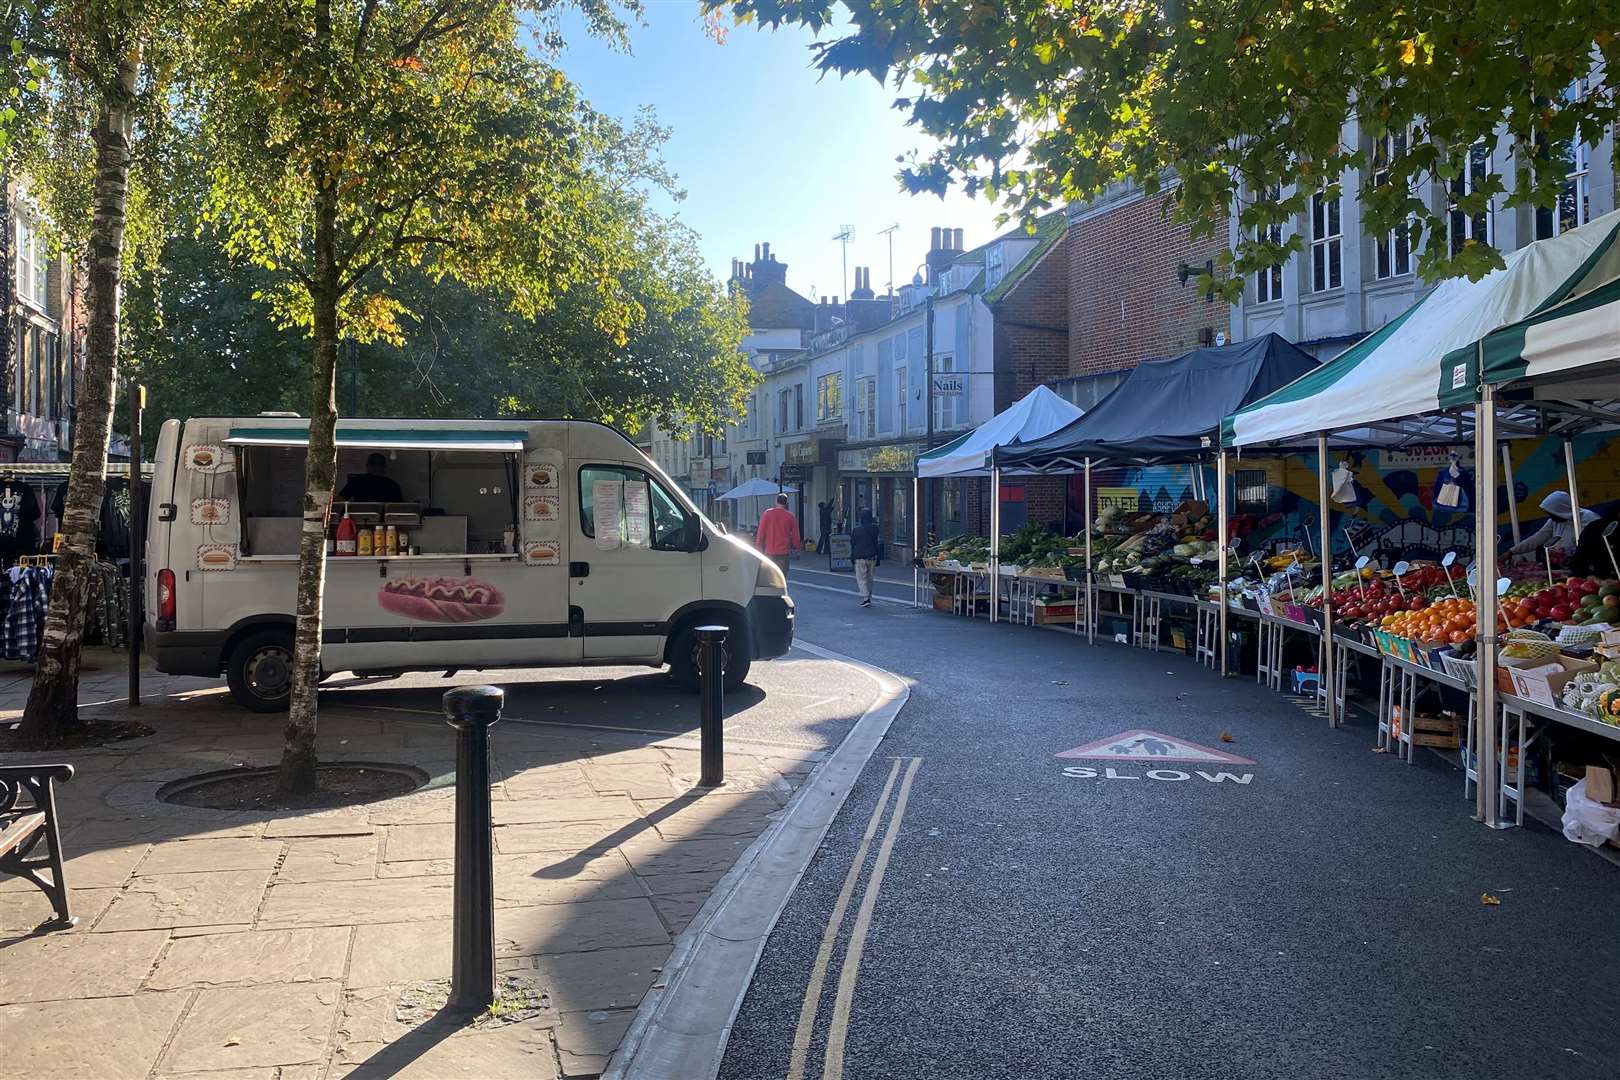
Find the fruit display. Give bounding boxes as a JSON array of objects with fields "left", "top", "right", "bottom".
[
  {"left": 1378, "top": 596, "right": 1478, "bottom": 646},
  {"left": 1501, "top": 577, "right": 1620, "bottom": 629}
]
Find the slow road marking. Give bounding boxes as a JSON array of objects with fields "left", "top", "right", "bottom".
[
  {"left": 1055, "top": 728, "right": 1256, "bottom": 765},
  {"left": 789, "top": 755, "right": 922, "bottom": 1080}
]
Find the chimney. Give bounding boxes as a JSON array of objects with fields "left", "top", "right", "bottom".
[
  {"left": 953, "top": 228, "right": 964, "bottom": 250},
  {"left": 930, "top": 227, "right": 943, "bottom": 251},
  {"left": 762, "top": 242, "right": 771, "bottom": 261},
  {"left": 749, "top": 241, "right": 788, "bottom": 288},
  {"left": 851, "top": 266, "right": 875, "bottom": 301},
  {"left": 925, "top": 224, "right": 958, "bottom": 283},
  {"left": 754, "top": 243, "right": 761, "bottom": 261}
]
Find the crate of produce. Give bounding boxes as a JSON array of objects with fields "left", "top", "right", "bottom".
[
  {"left": 1033, "top": 601, "right": 1079, "bottom": 625},
  {"left": 1409, "top": 712, "right": 1460, "bottom": 749},
  {"left": 932, "top": 594, "right": 955, "bottom": 613}
]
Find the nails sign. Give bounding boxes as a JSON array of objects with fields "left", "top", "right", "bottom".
[{"left": 1055, "top": 729, "right": 1256, "bottom": 766}]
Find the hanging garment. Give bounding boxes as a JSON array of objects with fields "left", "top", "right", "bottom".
[
  {"left": 0, "top": 480, "right": 40, "bottom": 566},
  {"left": 99, "top": 478, "right": 133, "bottom": 561},
  {"left": 2, "top": 566, "right": 51, "bottom": 661}
]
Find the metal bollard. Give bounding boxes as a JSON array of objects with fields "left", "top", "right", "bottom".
[
  {"left": 696, "top": 625, "right": 728, "bottom": 787},
  {"left": 444, "top": 685, "right": 502, "bottom": 1013}
]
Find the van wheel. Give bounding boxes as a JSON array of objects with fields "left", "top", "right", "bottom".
[
  {"left": 227, "top": 630, "right": 295, "bottom": 712},
  {"left": 669, "top": 623, "right": 751, "bottom": 694}
]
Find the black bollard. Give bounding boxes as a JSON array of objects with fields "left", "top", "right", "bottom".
[
  {"left": 444, "top": 685, "right": 502, "bottom": 1013},
  {"left": 696, "top": 625, "right": 728, "bottom": 787}
]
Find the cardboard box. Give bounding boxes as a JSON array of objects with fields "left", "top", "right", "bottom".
[
  {"left": 932, "top": 594, "right": 954, "bottom": 613},
  {"left": 1587, "top": 765, "right": 1617, "bottom": 806},
  {"left": 1506, "top": 656, "right": 1598, "bottom": 707}
]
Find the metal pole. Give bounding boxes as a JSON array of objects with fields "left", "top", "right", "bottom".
[
  {"left": 1476, "top": 383, "right": 1505, "bottom": 827},
  {"left": 911, "top": 475, "right": 920, "bottom": 609},
  {"left": 1217, "top": 450, "right": 1229, "bottom": 677},
  {"left": 924, "top": 293, "right": 935, "bottom": 542},
  {"left": 1317, "top": 433, "right": 1337, "bottom": 728},
  {"left": 444, "top": 685, "right": 502, "bottom": 1012},
  {"left": 1501, "top": 444, "right": 1521, "bottom": 545},
  {"left": 1564, "top": 439, "right": 1584, "bottom": 541},
  {"left": 697, "top": 625, "right": 727, "bottom": 786},
  {"left": 989, "top": 466, "right": 1000, "bottom": 624},
  {"left": 1084, "top": 457, "right": 1094, "bottom": 645},
  {"left": 127, "top": 384, "right": 145, "bottom": 707}
]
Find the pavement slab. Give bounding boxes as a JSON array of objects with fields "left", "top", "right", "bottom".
[
  {"left": 495, "top": 897, "right": 670, "bottom": 957},
  {"left": 146, "top": 927, "right": 351, "bottom": 990},
  {"left": 555, "top": 1009, "right": 637, "bottom": 1078},
  {"left": 0, "top": 990, "right": 190, "bottom": 1079},
  {"left": 0, "top": 929, "right": 168, "bottom": 1004},
  {"left": 96, "top": 870, "right": 272, "bottom": 932},
  {"left": 160, "top": 981, "right": 341, "bottom": 1073},
  {"left": 136, "top": 836, "right": 284, "bottom": 875},
  {"left": 0, "top": 884, "right": 119, "bottom": 932},
  {"left": 259, "top": 877, "right": 457, "bottom": 928},
  {"left": 529, "top": 945, "right": 673, "bottom": 1012},
  {"left": 277, "top": 835, "right": 380, "bottom": 882}
]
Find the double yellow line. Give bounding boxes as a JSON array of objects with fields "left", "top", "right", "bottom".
[{"left": 788, "top": 756, "right": 923, "bottom": 1080}]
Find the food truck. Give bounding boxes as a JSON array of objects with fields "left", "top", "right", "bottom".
[{"left": 144, "top": 416, "right": 793, "bottom": 710}]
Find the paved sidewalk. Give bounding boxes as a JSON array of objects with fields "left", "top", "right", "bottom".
[{"left": 0, "top": 649, "right": 878, "bottom": 1079}]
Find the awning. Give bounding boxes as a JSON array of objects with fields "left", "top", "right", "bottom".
[
  {"left": 717, "top": 478, "right": 798, "bottom": 500},
  {"left": 917, "top": 385, "right": 1083, "bottom": 477},
  {"left": 997, "top": 334, "right": 1319, "bottom": 469},
  {"left": 1224, "top": 209, "right": 1620, "bottom": 448},
  {"left": 225, "top": 426, "right": 525, "bottom": 453}
]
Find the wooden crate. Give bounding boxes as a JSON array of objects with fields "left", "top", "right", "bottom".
[
  {"left": 1409, "top": 713, "right": 1460, "bottom": 749},
  {"left": 932, "top": 594, "right": 955, "bottom": 613},
  {"left": 1034, "top": 602, "right": 1078, "bottom": 625}
]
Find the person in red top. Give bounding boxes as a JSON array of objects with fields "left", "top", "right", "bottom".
[{"left": 756, "top": 494, "right": 802, "bottom": 579}]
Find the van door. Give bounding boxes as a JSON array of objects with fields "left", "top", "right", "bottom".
[
  {"left": 145, "top": 419, "right": 184, "bottom": 631},
  {"left": 571, "top": 462, "right": 703, "bottom": 661}
]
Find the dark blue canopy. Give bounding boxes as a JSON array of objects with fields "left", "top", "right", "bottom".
[{"left": 993, "top": 334, "right": 1320, "bottom": 469}]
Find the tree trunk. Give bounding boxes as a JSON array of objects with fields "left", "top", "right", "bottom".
[
  {"left": 17, "top": 53, "right": 139, "bottom": 748},
  {"left": 276, "top": 177, "right": 341, "bottom": 797}
]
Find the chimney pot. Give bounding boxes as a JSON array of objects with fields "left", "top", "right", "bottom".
[
  {"left": 762, "top": 242, "right": 771, "bottom": 260},
  {"left": 931, "top": 227, "right": 942, "bottom": 251},
  {"left": 953, "top": 228, "right": 964, "bottom": 250},
  {"left": 754, "top": 243, "right": 761, "bottom": 261}
]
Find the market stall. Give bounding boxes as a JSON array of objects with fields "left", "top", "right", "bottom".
[{"left": 915, "top": 385, "right": 1083, "bottom": 621}]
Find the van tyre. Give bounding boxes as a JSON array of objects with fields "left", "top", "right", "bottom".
[
  {"left": 669, "top": 623, "right": 751, "bottom": 694},
  {"left": 227, "top": 629, "right": 295, "bottom": 712}
]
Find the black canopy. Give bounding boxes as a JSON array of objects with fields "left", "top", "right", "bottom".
[{"left": 994, "top": 333, "right": 1321, "bottom": 469}]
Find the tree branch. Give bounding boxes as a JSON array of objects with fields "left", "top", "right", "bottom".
[{"left": 353, "top": 0, "right": 380, "bottom": 60}]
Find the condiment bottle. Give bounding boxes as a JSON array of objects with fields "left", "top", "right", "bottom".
[
  {"left": 385, "top": 524, "right": 398, "bottom": 556},
  {"left": 335, "top": 510, "right": 357, "bottom": 556},
  {"left": 371, "top": 525, "right": 384, "bottom": 555},
  {"left": 357, "top": 524, "right": 373, "bottom": 557}
]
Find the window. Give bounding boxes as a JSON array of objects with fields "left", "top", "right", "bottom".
[
  {"left": 932, "top": 355, "right": 962, "bottom": 430},
  {"left": 1372, "top": 131, "right": 1413, "bottom": 279},
  {"left": 13, "top": 212, "right": 47, "bottom": 309},
  {"left": 984, "top": 244, "right": 1006, "bottom": 291},
  {"left": 1235, "top": 470, "right": 1270, "bottom": 515},
  {"left": 578, "top": 464, "right": 692, "bottom": 551},
  {"left": 855, "top": 376, "right": 876, "bottom": 439},
  {"left": 941, "top": 479, "right": 963, "bottom": 535},
  {"left": 817, "top": 372, "right": 843, "bottom": 421},
  {"left": 1252, "top": 186, "right": 1283, "bottom": 303},
  {"left": 793, "top": 384, "right": 804, "bottom": 431},
  {"left": 778, "top": 389, "right": 791, "bottom": 436},
  {"left": 1537, "top": 86, "right": 1592, "bottom": 240},
  {"left": 895, "top": 366, "right": 908, "bottom": 433},
  {"left": 1311, "top": 189, "right": 1342, "bottom": 292},
  {"left": 1449, "top": 140, "right": 1492, "bottom": 255}
]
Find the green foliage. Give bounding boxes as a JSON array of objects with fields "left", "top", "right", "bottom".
[{"left": 715, "top": 0, "right": 1620, "bottom": 288}]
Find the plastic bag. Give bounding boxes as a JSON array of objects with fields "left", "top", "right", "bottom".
[{"left": 1561, "top": 778, "right": 1620, "bottom": 848}]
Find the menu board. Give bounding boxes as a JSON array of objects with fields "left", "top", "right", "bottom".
[
  {"left": 592, "top": 480, "right": 622, "bottom": 550},
  {"left": 623, "top": 481, "right": 650, "bottom": 548}
]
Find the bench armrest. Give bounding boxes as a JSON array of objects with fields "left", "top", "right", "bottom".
[{"left": 0, "top": 764, "right": 74, "bottom": 785}]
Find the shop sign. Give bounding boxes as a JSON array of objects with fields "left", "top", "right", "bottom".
[
  {"left": 931, "top": 373, "right": 964, "bottom": 396},
  {"left": 746, "top": 450, "right": 768, "bottom": 466},
  {"left": 1095, "top": 486, "right": 1140, "bottom": 514},
  {"left": 1055, "top": 729, "right": 1255, "bottom": 765},
  {"left": 779, "top": 464, "right": 810, "bottom": 482},
  {"left": 1380, "top": 446, "right": 1475, "bottom": 470},
  {"left": 828, "top": 532, "right": 853, "bottom": 571},
  {"left": 838, "top": 444, "right": 918, "bottom": 474},
  {"left": 784, "top": 440, "right": 819, "bottom": 465},
  {"left": 689, "top": 459, "right": 710, "bottom": 483}
]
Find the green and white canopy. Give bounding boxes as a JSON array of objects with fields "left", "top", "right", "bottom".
[
  {"left": 1475, "top": 266, "right": 1620, "bottom": 399},
  {"left": 1224, "top": 209, "right": 1620, "bottom": 447}
]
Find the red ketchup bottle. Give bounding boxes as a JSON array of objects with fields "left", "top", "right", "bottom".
[{"left": 335, "top": 509, "right": 358, "bottom": 556}]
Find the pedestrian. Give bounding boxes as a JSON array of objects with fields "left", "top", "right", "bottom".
[
  {"left": 851, "top": 508, "right": 881, "bottom": 607},
  {"left": 756, "top": 493, "right": 802, "bottom": 580},
  {"left": 1506, "top": 490, "right": 1600, "bottom": 557},
  {"left": 818, "top": 500, "right": 834, "bottom": 551}
]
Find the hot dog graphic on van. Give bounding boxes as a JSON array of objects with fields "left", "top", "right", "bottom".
[{"left": 377, "top": 576, "right": 505, "bottom": 623}]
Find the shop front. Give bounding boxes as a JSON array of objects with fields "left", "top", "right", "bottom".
[{"left": 838, "top": 442, "right": 920, "bottom": 560}]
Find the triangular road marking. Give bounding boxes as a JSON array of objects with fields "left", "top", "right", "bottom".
[{"left": 1055, "top": 729, "right": 1256, "bottom": 765}]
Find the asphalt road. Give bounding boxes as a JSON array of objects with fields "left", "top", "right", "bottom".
[{"left": 719, "top": 580, "right": 1620, "bottom": 1080}]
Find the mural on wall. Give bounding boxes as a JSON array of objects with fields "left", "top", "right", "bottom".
[{"left": 1057, "top": 433, "right": 1620, "bottom": 561}]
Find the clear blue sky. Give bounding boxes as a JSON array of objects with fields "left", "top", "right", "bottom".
[{"left": 555, "top": 2, "right": 1009, "bottom": 302}]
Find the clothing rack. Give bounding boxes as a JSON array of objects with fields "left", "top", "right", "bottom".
[{"left": 16, "top": 554, "right": 55, "bottom": 567}]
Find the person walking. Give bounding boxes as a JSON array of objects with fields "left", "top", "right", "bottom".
[
  {"left": 757, "top": 493, "right": 802, "bottom": 580},
  {"left": 851, "top": 508, "right": 882, "bottom": 607}
]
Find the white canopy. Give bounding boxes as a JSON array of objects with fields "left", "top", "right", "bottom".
[
  {"left": 717, "top": 478, "right": 799, "bottom": 500},
  {"left": 1224, "top": 208, "right": 1620, "bottom": 447},
  {"left": 916, "top": 385, "right": 1084, "bottom": 477}
]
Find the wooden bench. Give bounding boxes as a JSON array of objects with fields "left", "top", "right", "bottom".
[{"left": 0, "top": 764, "right": 75, "bottom": 931}]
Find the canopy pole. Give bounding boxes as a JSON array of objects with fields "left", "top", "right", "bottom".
[
  {"left": 1564, "top": 439, "right": 1584, "bottom": 541},
  {"left": 989, "top": 467, "right": 1001, "bottom": 624},
  {"left": 1501, "top": 445, "right": 1521, "bottom": 545},
  {"left": 1084, "top": 458, "right": 1094, "bottom": 645},
  {"left": 1476, "top": 381, "right": 1506, "bottom": 828},
  {"left": 912, "top": 475, "right": 921, "bottom": 609},
  {"left": 1217, "top": 450, "right": 1229, "bottom": 677},
  {"left": 1317, "top": 432, "right": 1337, "bottom": 729}
]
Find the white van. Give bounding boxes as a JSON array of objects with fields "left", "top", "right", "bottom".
[{"left": 144, "top": 417, "right": 793, "bottom": 711}]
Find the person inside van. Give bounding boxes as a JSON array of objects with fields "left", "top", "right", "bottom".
[{"left": 340, "top": 452, "right": 404, "bottom": 504}]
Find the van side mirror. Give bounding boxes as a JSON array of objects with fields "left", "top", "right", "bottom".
[{"left": 683, "top": 517, "right": 706, "bottom": 552}]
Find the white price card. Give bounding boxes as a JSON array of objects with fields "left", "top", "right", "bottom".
[{"left": 592, "top": 480, "right": 622, "bottom": 550}]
